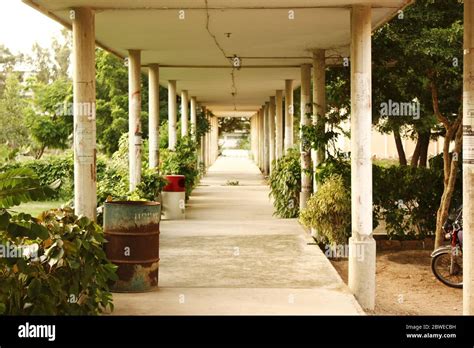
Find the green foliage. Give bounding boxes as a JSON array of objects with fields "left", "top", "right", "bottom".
[
  {"left": 161, "top": 136, "right": 200, "bottom": 199},
  {"left": 373, "top": 165, "right": 445, "bottom": 240},
  {"left": 0, "top": 74, "right": 29, "bottom": 149},
  {"left": 26, "top": 77, "right": 73, "bottom": 157},
  {"left": 314, "top": 157, "right": 456, "bottom": 240},
  {"left": 0, "top": 207, "right": 117, "bottom": 315},
  {"left": 1, "top": 154, "right": 74, "bottom": 200},
  {"left": 300, "top": 175, "right": 351, "bottom": 245},
  {"left": 269, "top": 149, "right": 301, "bottom": 218},
  {"left": 130, "top": 168, "right": 168, "bottom": 202},
  {"left": 0, "top": 168, "right": 55, "bottom": 209}
]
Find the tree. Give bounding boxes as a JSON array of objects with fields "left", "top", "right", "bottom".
[
  {"left": 372, "top": 0, "right": 463, "bottom": 247},
  {"left": 0, "top": 74, "right": 29, "bottom": 149},
  {"left": 26, "top": 77, "right": 73, "bottom": 158},
  {"left": 0, "top": 45, "right": 18, "bottom": 97}
]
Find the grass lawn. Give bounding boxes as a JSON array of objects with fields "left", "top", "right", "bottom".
[
  {"left": 373, "top": 158, "right": 399, "bottom": 168},
  {"left": 11, "top": 201, "right": 67, "bottom": 217}
]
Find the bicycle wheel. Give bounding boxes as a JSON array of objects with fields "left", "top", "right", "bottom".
[{"left": 431, "top": 251, "right": 463, "bottom": 289}]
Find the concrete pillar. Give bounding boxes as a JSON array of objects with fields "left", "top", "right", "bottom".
[
  {"left": 168, "top": 80, "right": 177, "bottom": 150},
  {"left": 313, "top": 50, "right": 326, "bottom": 193},
  {"left": 275, "top": 90, "right": 284, "bottom": 160},
  {"left": 348, "top": 5, "right": 376, "bottom": 311},
  {"left": 263, "top": 102, "right": 270, "bottom": 175},
  {"left": 251, "top": 113, "right": 258, "bottom": 161},
  {"left": 463, "top": 0, "right": 474, "bottom": 315},
  {"left": 148, "top": 64, "right": 160, "bottom": 169},
  {"left": 259, "top": 108, "right": 264, "bottom": 171},
  {"left": 128, "top": 49, "right": 142, "bottom": 192},
  {"left": 200, "top": 105, "right": 207, "bottom": 168},
  {"left": 284, "top": 79, "right": 294, "bottom": 152},
  {"left": 300, "top": 64, "right": 312, "bottom": 210},
  {"left": 190, "top": 96, "right": 197, "bottom": 140},
  {"left": 72, "top": 7, "right": 96, "bottom": 220},
  {"left": 269, "top": 96, "right": 276, "bottom": 174},
  {"left": 181, "top": 90, "right": 189, "bottom": 137}
]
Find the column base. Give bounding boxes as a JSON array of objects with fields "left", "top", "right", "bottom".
[
  {"left": 299, "top": 191, "right": 310, "bottom": 211},
  {"left": 348, "top": 236, "right": 376, "bottom": 310}
]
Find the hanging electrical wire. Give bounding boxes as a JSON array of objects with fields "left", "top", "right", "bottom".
[{"left": 204, "top": 0, "right": 238, "bottom": 111}]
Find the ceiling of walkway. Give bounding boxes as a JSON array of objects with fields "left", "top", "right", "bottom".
[{"left": 24, "top": 0, "right": 411, "bottom": 117}]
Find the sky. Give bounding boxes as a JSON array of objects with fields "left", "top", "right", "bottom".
[{"left": 0, "top": 0, "right": 63, "bottom": 54}]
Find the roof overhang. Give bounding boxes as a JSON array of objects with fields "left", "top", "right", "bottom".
[{"left": 23, "top": 0, "right": 413, "bottom": 117}]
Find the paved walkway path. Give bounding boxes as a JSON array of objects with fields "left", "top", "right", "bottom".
[{"left": 112, "top": 155, "right": 363, "bottom": 315}]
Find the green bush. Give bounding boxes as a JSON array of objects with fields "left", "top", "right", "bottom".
[
  {"left": 161, "top": 135, "right": 200, "bottom": 200},
  {"left": 300, "top": 175, "right": 351, "bottom": 245},
  {"left": 313, "top": 157, "right": 453, "bottom": 240},
  {"left": 373, "top": 165, "right": 444, "bottom": 240},
  {"left": 0, "top": 154, "right": 74, "bottom": 200},
  {"left": 269, "top": 148, "right": 301, "bottom": 218},
  {"left": 0, "top": 207, "right": 117, "bottom": 315}
]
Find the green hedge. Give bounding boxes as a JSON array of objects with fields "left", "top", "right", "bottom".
[
  {"left": 269, "top": 149, "right": 301, "bottom": 218},
  {"left": 279, "top": 155, "right": 461, "bottom": 240}
]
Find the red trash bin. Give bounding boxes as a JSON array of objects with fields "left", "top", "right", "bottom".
[{"left": 163, "top": 175, "right": 186, "bottom": 192}]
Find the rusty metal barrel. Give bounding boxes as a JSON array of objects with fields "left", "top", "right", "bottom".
[{"left": 103, "top": 201, "right": 161, "bottom": 292}]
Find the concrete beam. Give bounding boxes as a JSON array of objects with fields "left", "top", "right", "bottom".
[
  {"left": 148, "top": 64, "right": 160, "bottom": 169},
  {"left": 72, "top": 7, "right": 97, "bottom": 220},
  {"left": 128, "top": 49, "right": 142, "bottom": 192},
  {"left": 348, "top": 5, "right": 376, "bottom": 311}
]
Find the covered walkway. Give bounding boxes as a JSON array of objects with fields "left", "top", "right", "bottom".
[{"left": 112, "top": 155, "right": 363, "bottom": 315}]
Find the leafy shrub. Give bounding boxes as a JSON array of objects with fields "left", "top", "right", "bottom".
[
  {"left": 269, "top": 148, "right": 301, "bottom": 218},
  {"left": 0, "top": 154, "right": 74, "bottom": 200},
  {"left": 373, "top": 165, "right": 444, "bottom": 240},
  {"left": 161, "top": 135, "right": 200, "bottom": 199},
  {"left": 300, "top": 175, "right": 351, "bottom": 245},
  {"left": 0, "top": 169, "right": 117, "bottom": 315},
  {"left": 314, "top": 157, "right": 453, "bottom": 240},
  {"left": 0, "top": 168, "right": 56, "bottom": 208},
  {"left": 0, "top": 207, "right": 117, "bottom": 315}
]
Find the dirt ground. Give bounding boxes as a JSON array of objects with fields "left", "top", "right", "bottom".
[{"left": 330, "top": 250, "right": 463, "bottom": 315}]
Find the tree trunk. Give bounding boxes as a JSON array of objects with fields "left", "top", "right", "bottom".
[
  {"left": 411, "top": 134, "right": 422, "bottom": 167},
  {"left": 393, "top": 129, "right": 407, "bottom": 166},
  {"left": 435, "top": 122, "right": 463, "bottom": 248},
  {"left": 418, "top": 131, "right": 431, "bottom": 168},
  {"left": 430, "top": 77, "right": 463, "bottom": 249}
]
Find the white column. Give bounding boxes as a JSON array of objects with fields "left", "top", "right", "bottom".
[
  {"left": 300, "top": 64, "right": 312, "bottom": 210},
  {"left": 168, "top": 80, "right": 177, "bottom": 150},
  {"left": 263, "top": 102, "right": 270, "bottom": 175},
  {"left": 348, "top": 5, "right": 376, "bottom": 311},
  {"left": 259, "top": 108, "right": 264, "bottom": 171},
  {"left": 128, "top": 49, "right": 142, "bottom": 192},
  {"left": 148, "top": 64, "right": 160, "bottom": 169},
  {"left": 181, "top": 90, "right": 189, "bottom": 137},
  {"left": 313, "top": 50, "right": 326, "bottom": 193},
  {"left": 251, "top": 114, "right": 258, "bottom": 162},
  {"left": 284, "top": 79, "right": 294, "bottom": 152},
  {"left": 269, "top": 96, "right": 276, "bottom": 174},
  {"left": 190, "top": 96, "right": 197, "bottom": 140},
  {"left": 72, "top": 7, "right": 96, "bottom": 220},
  {"left": 463, "top": 0, "right": 474, "bottom": 315},
  {"left": 275, "top": 90, "right": 284, "bottom": 159}
]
